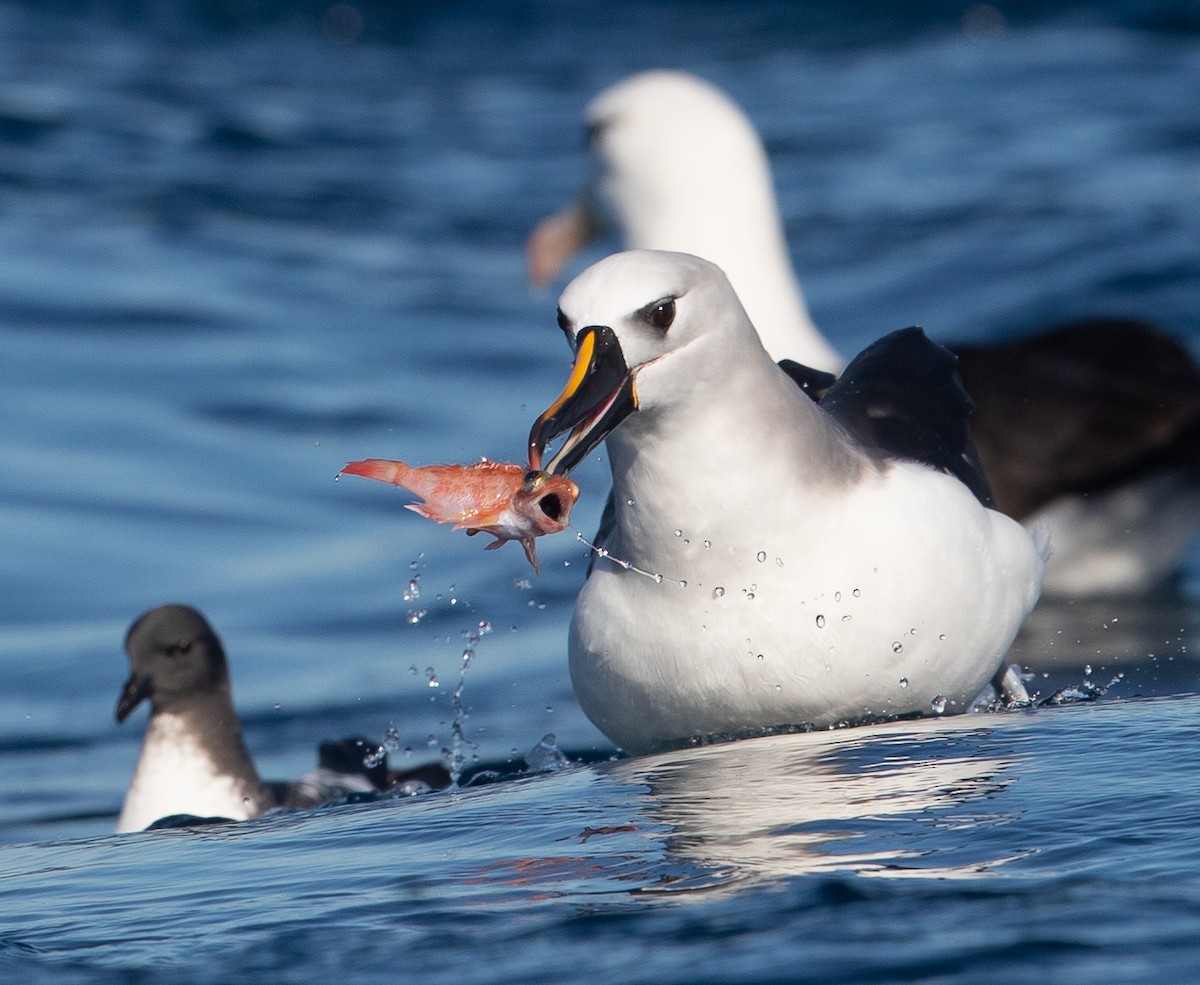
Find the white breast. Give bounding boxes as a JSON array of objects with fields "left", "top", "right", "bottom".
[
  {"left": 569, "top": 462, "right": 1045, "bottom": 754},
  {"left": 117, "top": 712, "right": 262, "bottom": 833}
]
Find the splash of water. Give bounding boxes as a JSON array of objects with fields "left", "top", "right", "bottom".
[
  {"left": 447, "top": 619, "right": 493, "bottom": 785},
  {"left": 571, "top": 526, "right": 688, "bottom": 586},
  {"left": 524, "top": 732, "right": 570, "bottom": 774}
]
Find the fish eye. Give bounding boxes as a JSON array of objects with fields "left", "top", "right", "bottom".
[
  {"left": 522, "top": 470, "right": 546, "bottom": 492},
  {"left": 646, "top": 298, "right": 676, "bottom": 331}
]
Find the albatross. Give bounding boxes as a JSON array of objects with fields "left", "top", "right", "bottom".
[
  {"left": 528, "top": 250, "right": 1046, "bottom": 755},
  {"left": 527, "top": 70, "right": 1200, "bottom": 596}
]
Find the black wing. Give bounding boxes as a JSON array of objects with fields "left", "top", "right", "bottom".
[
  {"left": 954, "top": 319, "right": 1200, "bottom": 519},
  {"left": 777, "top": 360, "right": 837, "bottom": 400},
  {"left": 797, "top": 326, "right": 995, "bottom": 507}
]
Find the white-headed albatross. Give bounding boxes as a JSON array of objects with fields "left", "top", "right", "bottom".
[
  {"left": 528, "top": 250, "right": 1046, "bottom": 755},
  {"left": 527, "top": 70, "right": 1200, "bottom": 596}
]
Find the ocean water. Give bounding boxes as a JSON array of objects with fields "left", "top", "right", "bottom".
[{"left": 0, "top": 1, "right": 1198, "bottom": 982}]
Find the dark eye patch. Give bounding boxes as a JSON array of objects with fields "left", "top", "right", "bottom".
[
  {"left": 585, "top": 119, "right": 609, "bottom": 149},
  {"left": 556, "top": 307, "right": 574, "bottom": 343},
  {"left": 640, "top": 297, "right": 676, "bottom": 332}
]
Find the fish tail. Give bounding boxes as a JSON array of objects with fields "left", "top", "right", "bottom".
[{"left": 340, "top": 459, "right": 414, "bottom": 486}]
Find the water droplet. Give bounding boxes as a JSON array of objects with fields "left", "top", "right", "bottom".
[
  {"left": 712, "top": 586, "right": 725, "bottom": 598},
  {"left": 679, "top": 580, "right": 688, "bottom": 589},
  {"left": 478, "top": 621, "right": 493, "bottom": 636},
  {"left": 930, "top": 695, "right": 947, "bottom": 714},
  {"left": 938, "top": 634, "right": 946, "bottom": 641},
  {"left": 852, "top": 588, "right": 861, "bottom": 598},
  {"left": 891, "top": 641, "right": 903, "bottom": 653},
  {"left": 674, "top": 529, "right": 683, "bottom": 538},
  {"left": 407, "top": 608, "right": 427, "bottom": 625},
  {"left": 683, "top": 539, "right": 690, "bottom": 545},
  {"left": 653, "top": 573, "right": 664, "bottom": 583},
  {"left": 426, "top": 667, "right": 440, "bottom": 688},
  {"left": 841, "top": 614, "right": 852, "bottom": 623},
  {"left": 756, "top": 653, "right": 764, "bottom": 662},
  {"left": 756, "top": 551, "right": 767, "bottom": 563},
  {"left": 746, "top": 592, "right": 755, "bottom": 600},
  {"left": 774, "top": 684, "right": 782, "bottom": 692},
  {"left": 1084, "top": 663, "right": 1092, "bottom": 676},
  {"left": 775, "top": 557, "right": 784, "bottom": 567},
  {"left": 626, "top": 498, "right": 635, "bottom": 506},
  {"left": 834, "top": 591, "right": 842, "bottom": 602},
  {"left": 815, "top": 614, "right": 826, "bottom": 628},
  {"left": 703, "top": 539, "right": 711, "bottom": 549},
  {"left": 409, "top": 665, "right": 418, "bottom": 676},
  {"left": 403, "top": 577, "right": 421, "bottom": 601},
  {"left": 899, "top": 677, "right": 909, "bottom": 688}
]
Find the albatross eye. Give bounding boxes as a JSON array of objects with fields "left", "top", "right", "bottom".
[
  {"left": 556, "top": 307, "right": 573, "bottom": 343},
  {"left": 646, "top": 298, "right": 676, "bottom": 331}
]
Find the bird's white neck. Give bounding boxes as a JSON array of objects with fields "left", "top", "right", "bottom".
[
  {"left": 603, "top": 364, "right": 866, "bottom": 574},
  {"left": 618, "top": 153, "right": 843, "bottom": 371},
  {"left": 117, "top": 701, "right": 266, "bottom": 833}
]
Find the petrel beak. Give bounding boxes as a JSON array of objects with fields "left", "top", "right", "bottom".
[
  {"left": 115, "top": 673, "right": 151, "bottom": 723},
  {"left": 528, "top": 325, "right": 637, "bottom": 476}
]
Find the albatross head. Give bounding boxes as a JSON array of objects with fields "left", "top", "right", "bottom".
[
  {"left": 527, "top": 70, "right": 770, "bottom": 288},
  {"left": 529, "top": 250, "right": 761, "bottom": 474}
]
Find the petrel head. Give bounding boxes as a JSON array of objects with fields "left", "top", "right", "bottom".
[{"left": 116, "top": 604, "right": 229, "bottom": 722}]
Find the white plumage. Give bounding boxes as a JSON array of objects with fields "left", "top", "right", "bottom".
[{"left": 531, "top": 251, "right": 1046, "bottom": 754}]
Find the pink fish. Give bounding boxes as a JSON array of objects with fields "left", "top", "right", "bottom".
[{"left": 340, "top": 458, "right": 580, "bottom": 574}]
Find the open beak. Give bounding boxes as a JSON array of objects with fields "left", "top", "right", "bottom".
[
  {"left": 115, "top": 673, "right": 151, "bottom": 723},
  {"left": 528, "top": 325, "right": 637, "bottom": 476}
]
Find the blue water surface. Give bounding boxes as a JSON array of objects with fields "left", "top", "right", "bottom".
[{"left": 1, "top": 1, "right": 1198, "bottom": 982}]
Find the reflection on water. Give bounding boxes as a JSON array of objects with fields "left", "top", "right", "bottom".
[{"left": 605, "top": 717, "right": 1029, "bottom": 893}]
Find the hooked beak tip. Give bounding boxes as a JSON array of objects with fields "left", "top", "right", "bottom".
[{"left": 528, "top": 325, "right": 637, "bottom": 476}]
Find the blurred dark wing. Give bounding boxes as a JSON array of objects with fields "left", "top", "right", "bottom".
[{"left": 954, "top": 319, "right": 1200, "bottom": 518}]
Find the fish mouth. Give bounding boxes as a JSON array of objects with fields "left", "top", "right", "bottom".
[
  {"left": 518, "top": 470, "right": 578, "bottom": 525},
  {"left": 528, "top": 325, "right": 637, "bottom": 476},
  {"left": 536, "top": 490, "right": 566, "bottom": 521},
  {"left": 115, "top": 673, "right": 151, "bottom": 723}
]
